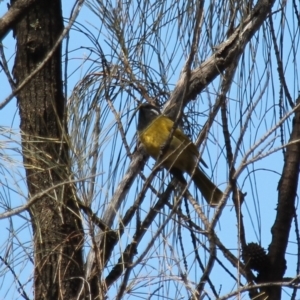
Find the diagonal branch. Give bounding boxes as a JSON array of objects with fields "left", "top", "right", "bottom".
[
  {"left": 166, "top": 0, "right": 276, "bottom": 117},
  {"left": 0, "top": 0, "right": 38, "bottom": 41}
]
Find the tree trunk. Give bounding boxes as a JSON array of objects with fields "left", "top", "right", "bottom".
[{"left": 12, "top": 0, "right": 84, "bottom": 299}]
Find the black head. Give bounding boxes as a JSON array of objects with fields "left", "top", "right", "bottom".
[{"left": 137, "top": 103, "right": 160, "bottom": 132}]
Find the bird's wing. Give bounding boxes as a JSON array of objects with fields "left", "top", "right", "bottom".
[
  {"left": 163, "top": 116, "right": 208, "bottom": 168},
  {"left": 162, "top": 117, "right": 199, "bottom": 154}
]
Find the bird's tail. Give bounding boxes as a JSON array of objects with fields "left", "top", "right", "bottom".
[{"left": 192, "top": 168, "right": 223, "bottom": 207}]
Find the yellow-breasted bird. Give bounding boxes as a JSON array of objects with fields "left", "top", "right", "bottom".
[{"left": 137, "top": 103, "right": 223, "bottom": 207}]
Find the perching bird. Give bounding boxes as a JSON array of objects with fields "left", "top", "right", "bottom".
[{"left": 137, "top": 103, "right": 223, "bottom": 206}]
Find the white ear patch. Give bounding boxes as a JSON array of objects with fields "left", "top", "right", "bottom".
[{"left": 150, "top": 108, "right": 159, "bottom": 115}]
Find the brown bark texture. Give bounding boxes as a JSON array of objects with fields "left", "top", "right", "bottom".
[
  {"left": 257, "top": 99, "right": 300, "bottom": 299},
  {"left": 12, "top": 0, "right": 85, "bottom": 299}
]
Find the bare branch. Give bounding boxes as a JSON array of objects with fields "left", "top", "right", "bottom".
[{"left": 0, "top": 0, "right": 38, "bottom": 41}]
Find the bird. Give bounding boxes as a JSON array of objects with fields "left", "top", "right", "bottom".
[{"left": 137, "top": 103, "right": 223, "bottom": 207}]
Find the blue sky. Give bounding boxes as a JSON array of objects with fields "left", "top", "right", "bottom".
[{"left": 0, "top": 1, "right": 299, "bottom": 299}]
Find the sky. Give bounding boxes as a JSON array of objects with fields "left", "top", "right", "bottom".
[{"left": 0, "top": 1, "right": 299, "bottom": 299}]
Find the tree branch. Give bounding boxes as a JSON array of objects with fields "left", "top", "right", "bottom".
[
  {"left": 259, "top": 96, "right": 300, "bottom": 299},
  {"left": 166, "top": 0, "right": 276, "bottom": 117},
  {"left": 0, "top": 0, "right": 38, "bottom": 41}
]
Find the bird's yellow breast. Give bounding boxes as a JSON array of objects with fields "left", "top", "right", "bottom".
[
  {"left": 139, "top": 116, "right": 167, "bottom": 159},
  {"left": 138, "top": 115, "right": 196, "bottom": 172}
]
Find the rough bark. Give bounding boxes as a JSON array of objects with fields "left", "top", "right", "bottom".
[
  {"left": 12, "top": 0, "right": 84, "bottom": 299},
  {"left": 0, "top": 0, "right": 38, "bottom": 41},
  {"left": 257, "top": 99, "right": 300, "bottom": 299}
]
